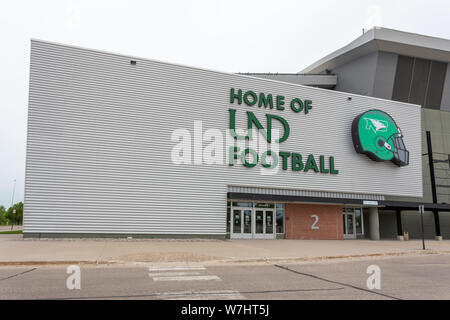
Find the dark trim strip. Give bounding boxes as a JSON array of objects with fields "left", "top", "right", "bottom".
[
  {"left": 381, "top": 202, "right": 450, "bottom": 211},
  {"left": 228, "top": 192, "right": 450, "bottom": 211}
]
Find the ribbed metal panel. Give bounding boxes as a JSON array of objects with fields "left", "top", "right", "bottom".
[
  {"left": 227, "top": 186, "right": 384, "bottom": 201},
  {"left": 25, "top": 40, "right": 422, "bottom": 235},
  {"left": 240, "top": 73, "right": 337, "bottom": 87}
]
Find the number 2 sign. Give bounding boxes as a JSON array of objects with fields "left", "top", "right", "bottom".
[{"left": 311, "top": 215, "right": 319, "bottom": 230}]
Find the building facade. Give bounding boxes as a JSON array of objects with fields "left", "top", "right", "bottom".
[
  {"left": 24, "top": 27, "right": 450, "bottom": 240},
  {"left": 248, "top": 27, "right": 450, "bottom": 240}
]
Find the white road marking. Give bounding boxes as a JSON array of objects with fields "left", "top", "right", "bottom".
[
  {"left": 148, "top": 266, "right": 206, "bottom": 271},
  {"left": 152, "top": 275, "right": 222, "bottom": 282},
  {"left": 157, "top": 290, "right": 245, "bottom": 300},
  {"left": 148, "top": 271, "right": 201, "bottom": 277},
  {"left": 148, "top": 265, "right": 222, "bottom": 282}
]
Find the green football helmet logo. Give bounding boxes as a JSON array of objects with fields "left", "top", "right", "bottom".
[{"left": 352, "top": 110, "right": 409, "bottom": 167}]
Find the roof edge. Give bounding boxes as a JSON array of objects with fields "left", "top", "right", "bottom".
[{"left": 299, "top": 27, "right": 450, "bottom": 74}]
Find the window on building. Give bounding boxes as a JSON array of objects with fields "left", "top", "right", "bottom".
[
  {"left": 255, "top": 203, "right": 275, "bottom": 208},
  {"left": 392, "top": 55, "right": 414, "bottom": 102},
  {"left": 226, "top": 201, "right": 231, "bottom": 233},
  {"left": 232, "top": 202, "right": 253, "bottom": 207},
  {"left": 392, "top": 55, "right": 447, "bottom": 109},
  {"left": 233, "top": 209, "right": 242, "bottom": 233},
  {"left": 276, "top": 203, "right": 284, "bottom": 234},
  {"left": 354, "top": 209, "right": 363, "bottom": 235},
  {"left": 409, "top": 58, "right": 431, "bottom": 106},
  {"left": 426, "top": 61, "right": 448, "bottom": 109}
]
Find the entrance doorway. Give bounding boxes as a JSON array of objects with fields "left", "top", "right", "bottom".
[
  {"left": 343, "top": 208, "right": 364, "bottom": 239},
  {"left": 254, "top": 209, "right": 275, "bottom": 239},
  {"left": 230, "top": 202, "right": 277, "bottom": 239},
  {"left": 343, "top": 211, "right": 356, "bottom": 239},
  {"left": 232, "top": 208, "right": 253, "bottom": 239}
]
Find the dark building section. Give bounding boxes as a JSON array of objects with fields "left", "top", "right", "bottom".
[{"left": 392, "top": 55, "right": 447, "bottom": 109}]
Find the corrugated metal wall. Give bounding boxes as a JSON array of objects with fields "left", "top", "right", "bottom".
[
  {"left": 227, "top": 186, "right": 384, "bottom": 200},
  {"left": 25, "top": 40, "right": 422, "bottom": 235}
]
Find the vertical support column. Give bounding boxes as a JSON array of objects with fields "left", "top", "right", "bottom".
[
  {"left": 434, "top": 210, "right": 442, "bottom": 240},
  {"left": 369, "top": 207, "right": 380, "bottom": 240},
  {"left": 426, "top": 131, "right": 443, "bottom": 240},
  {"left": 395, "top": 209, "right": 404, "bottom": 240}
]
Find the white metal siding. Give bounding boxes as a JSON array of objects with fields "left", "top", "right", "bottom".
[
  {"left": 227, "top": 186, "right": 385, "bottom": 201},
  {"left": 25, "top": 40, "right": 422, "bottom": 235}
]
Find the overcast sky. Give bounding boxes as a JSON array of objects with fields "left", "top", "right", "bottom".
[{"left": 1, "top": 0, "right": 450, "bottom": 207}]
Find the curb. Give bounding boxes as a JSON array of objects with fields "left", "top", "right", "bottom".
[
  {"left": 217, "top": 249, "right": 449, "bottom": 265},
  {"left": 0, "top": 260, "right": 116, "bottom": 267},
  {"left": 1, "top": 250, "right": 449, "bottom": 267}
]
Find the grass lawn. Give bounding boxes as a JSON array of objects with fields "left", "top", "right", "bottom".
[{"left": 0, "top": 230, "right": 22, "bottom": 234}]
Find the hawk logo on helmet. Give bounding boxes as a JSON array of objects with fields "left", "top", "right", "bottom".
[
  {"left": 365, "top": 118, "right": 388, "bottom": 132},
  {"left": 352, "top": 110, "right": 409, "bottom": 167}
]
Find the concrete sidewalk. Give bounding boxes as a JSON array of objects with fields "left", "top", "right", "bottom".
[{"left": 1, "top": 234, "right": 450, "bottom": 266}]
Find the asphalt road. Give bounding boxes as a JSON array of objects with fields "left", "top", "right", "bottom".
[{"left": 1, "top": 254, "right": 449, "bottom": 300}]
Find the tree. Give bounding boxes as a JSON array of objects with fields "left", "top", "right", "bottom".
[
  {"left": 5, "top": 202, "right": 23, "bottom": 225},
  {"left": 0, "top": 206, "right": 6, "bottom": 225}
]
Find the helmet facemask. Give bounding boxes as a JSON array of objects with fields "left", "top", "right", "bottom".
[{"left": 390, "top": 130, "right": 409, "bottom": 167}]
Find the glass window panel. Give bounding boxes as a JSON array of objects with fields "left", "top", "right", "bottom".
[
  {"left": 233, "top": 210, "right": 241, "bottom": 233},
  {"left": 232, "top": 202, "right": 253, "bottom": 208},
  {"left": 243, "top": 210, "right": 252, "bottom": 233},
  {"left": 425, "top": 61, "right": 447, "bottom": 109},
  {"left": 409, "top": 58, "right": 431, "bottom": 106},
  {"left": 226, "top": 208, "right": 230, "bottom": 233},
  {"left": 276, "top": 203, "right": 284, "bottom": 209},
  {"left": 255, "top": 210, "right": 264, "bottom": 234},
  {"left": 266, "top": 211, "right": 274, "bottom": 234},
  {"left": 392, "top": 55, "right": 414, "bottom": 103},
  {"left": 355, "top": 209, "right": 362, "bottom": 234},
  {"left": 276, "top": 209, "right": 284, "bottom": 234},
  {"left": 346, "top": 214, "right": 355, "bottom": 235},
  {"left": 255, "top": 203, "right": 275, "bottom": 208},
  {"left": 343, "top": 215, "right": 347, "bottom": 234}
]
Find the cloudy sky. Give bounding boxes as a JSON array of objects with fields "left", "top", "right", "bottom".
[{"left": 1, "top": 0, "right": 450, "bottom": 207}]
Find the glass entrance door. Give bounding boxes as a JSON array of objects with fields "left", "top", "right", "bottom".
[
  {"left": 265, "top": 210, "right": 274, "bottom": 235},
  {"left": 343, "top": 212, "right": 356, "bottom": 239},
  {"left": 232, "top": 208, "right": 253, "bottom": 239},
  {"left": 230, "top": 202, "right": 277, "bottom": 239},
  {"left": 255, "top": 210, "right": 264, "bottom": 234},
  {"left": 254, "top": 209, "right": 275, "bottom": 239}
]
